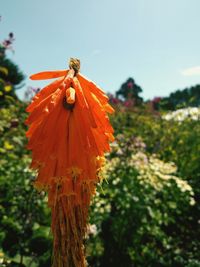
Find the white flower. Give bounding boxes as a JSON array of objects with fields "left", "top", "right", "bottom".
[
  {"left": 162, "top": 107, "right": 200, "bottom": 122},
  {"left": 87, "top": 224, "right": 97, "bottom": 236},
  {"left": 189, "top": 198, "right": 195, "bottom": 206}
]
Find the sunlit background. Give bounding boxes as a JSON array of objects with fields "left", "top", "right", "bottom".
[{"left": 1, "top": 1, "right": 200, "bottom": 267}]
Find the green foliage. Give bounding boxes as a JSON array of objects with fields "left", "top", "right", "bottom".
[
  {"left": 159, "top": 84, "right": 200, "bottom": 110},
  {"left": 87, "top": 109, "right": 200, "bottom": 267},
  {"left": 0, "top": 101, "right": 52, "bottom": 266},
  {"left": 0, "top": 44, "right": 24, "bottom": 104},
  {"left": 115, "top": 77, "right": 143, "bottom": 105},
  {"left": 1, "top": 97, "right": 200, "bottom": 267},
  {"left": 0, "top": 45, "right": 51, "bottom": 266},
  {"left": 0, "top": 57, "right": 24, "bottom": 85}
]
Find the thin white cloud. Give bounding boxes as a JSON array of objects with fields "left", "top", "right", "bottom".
[
  {"left": 91, "top": 49, "right": 101, "bottom": 56},
  {"left": 181, "top": 66, "right": 200, "bottom": 76}
]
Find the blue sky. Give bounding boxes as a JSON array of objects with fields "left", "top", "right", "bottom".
[{"left": 1, "top": 0, "right": 200, "bottom": 100}]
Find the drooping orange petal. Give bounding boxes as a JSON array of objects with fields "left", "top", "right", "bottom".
[
  {"left": 77, "top": 74, "right": 109, "bottom": 105},
  {"left": 30, "top": 70, "right": 68, "bottom": 80},
  {"left": 72, "top": 77, "right": 97, "bottom": 128},
  {"left": 26, "top": 77, "right": 65, "bottom": 113},
  {"left": 103, "top": 103, "right": 115, "bottom": 114}
]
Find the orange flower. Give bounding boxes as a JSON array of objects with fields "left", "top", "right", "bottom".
[{"left": 26, "top": 58, "right": 115, "bottom": 267}]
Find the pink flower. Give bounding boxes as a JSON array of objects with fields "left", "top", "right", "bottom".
[{"left": 127, "top": 82, "right": 133, "bottom": 89}]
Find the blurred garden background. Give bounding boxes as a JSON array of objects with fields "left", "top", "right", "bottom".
[{"left": 1, "top": 1, "right": 200, "bottom": 266}]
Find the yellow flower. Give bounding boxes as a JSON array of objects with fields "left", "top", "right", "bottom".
[
  {"left": 0, "top": 67, "right": 8, "bottom": 75},
  {"left": 4, "top": 141, "right": 14, "bottom": 150},
  {"left": 4, "top": 85, "right": 12, "bottom": 92},
  {"left": 96, "top": 156, "right": 106, "bottom": 168},
  {"left": 69, "top": 166, "right": 82, "bottom": 178}
]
